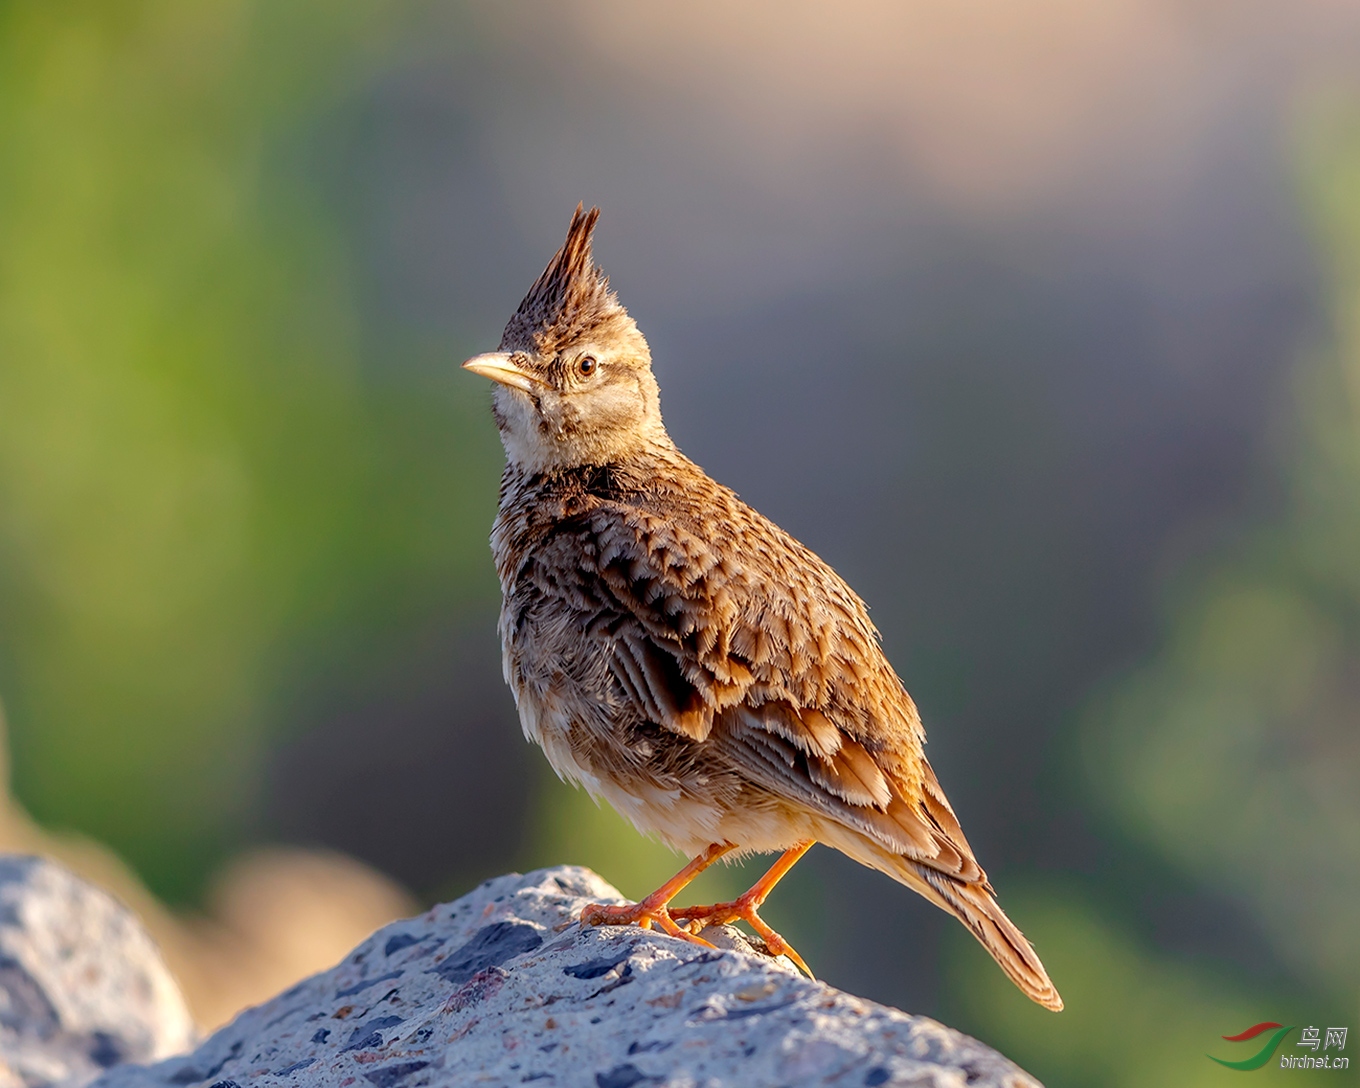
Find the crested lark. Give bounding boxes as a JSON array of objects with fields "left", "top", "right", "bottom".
[{"left": 463, "top": 206, "right": 1062, "bottom": 1011}]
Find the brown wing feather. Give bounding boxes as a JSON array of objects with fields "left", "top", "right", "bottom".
[
  {"left": 609, "top": 628, "right": 712, "bottom": 742},
  {"left": 719, "top": 703, "right": 978, "bottom": 880}
]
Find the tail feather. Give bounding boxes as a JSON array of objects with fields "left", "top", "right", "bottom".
[
  {"left": 819, "top": 822, "right": 1063, "bottom": 1010},
  {"left": 915, "top": 863, "right": 1063, "bottom": 1012},
  {"left": 890, "top": 760, "right": 1061, "bottom": 1010}
]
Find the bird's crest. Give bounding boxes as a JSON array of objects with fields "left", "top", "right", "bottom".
[{"left": 500, "top": 204, "right": 636, "bottom": 356}]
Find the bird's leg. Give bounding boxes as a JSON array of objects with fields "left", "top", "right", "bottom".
[
  {"left": 670, "top": 840, "right": 815, "bottom": 976},
  {"left": 580, "top": 842, "right": 735, "bottom": 946}
]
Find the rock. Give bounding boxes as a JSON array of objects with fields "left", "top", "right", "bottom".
[
  {"left": 0, "top": 855, "right": 195, "bottom": 1088},
  {"left": 90, "top": 866, "right": 1041, "bottom": 1088},
  {"left": 0, "top": 710, "right": 415, "bottom": 1031}
]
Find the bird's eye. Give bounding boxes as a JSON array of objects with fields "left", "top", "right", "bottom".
[{"left": 577, "top": 355, "right": 597, "bottom": 378}]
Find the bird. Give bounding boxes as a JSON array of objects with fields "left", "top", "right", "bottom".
[{"left": 462, "top": 204, "right": 1063, "bottom": 1011}]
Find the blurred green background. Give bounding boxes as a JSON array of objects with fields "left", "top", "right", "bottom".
[{"left": 1, "top": 2, "right": 1358, "bottom": 1083}]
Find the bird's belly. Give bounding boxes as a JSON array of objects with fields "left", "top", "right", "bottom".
[{"left": 503, "top": 644, "right": 814, "bottom": 858}]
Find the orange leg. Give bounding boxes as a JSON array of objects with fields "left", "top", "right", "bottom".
[
  {"left": 580, "top": 842, "right": 735, "bottom": 947},
  {"left": 671, "top": 840, "right": 815, "bottom": 977}
]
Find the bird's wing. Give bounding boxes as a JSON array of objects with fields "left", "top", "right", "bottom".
[
  {"left": 587, "top": 486, "right": 921, "bottom": 742},
  {"left": 606, "top": 620, "right": 979, "bottom": 882},
  {"left": 578, "top": 488, "right": 986, "bottom": 884},
  {"left": 607, "top": 624, "right": 715, "bottom": 742},
  {"left": 718, "top": 700, "right": 986, "bottom": 885}
]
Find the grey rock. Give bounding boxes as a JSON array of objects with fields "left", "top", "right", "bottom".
[
  {"left": 92, "top": 866, "right": 1040, "bottom": 1088},
  {"left": 0, "top": 855, "right": 195, "bottom": 1088}
]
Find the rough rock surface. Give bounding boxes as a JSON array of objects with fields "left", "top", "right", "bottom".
[
  {"left": 92, "top": 866, "right": 1040, "bottom": 1088},
  {"left": 0, "top": 855, "right": 195, "bottom": 1088}
]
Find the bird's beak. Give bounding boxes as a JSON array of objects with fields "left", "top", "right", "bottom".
[{"left": 461, "top": 352, "right": 546, "bottom": 394}]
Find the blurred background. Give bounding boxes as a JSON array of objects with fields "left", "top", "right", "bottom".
[{"left": 1, "top": 0, "right": 1359, "bottom": 1082}]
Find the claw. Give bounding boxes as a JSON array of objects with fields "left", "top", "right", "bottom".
[
  {"left": 670, "top": 896, "right": 814, "bottom": 977},
  {"left": 580, "top": 899, "right": 715, "bottom": 948},
  {"left": 748, "top": 916, "right": 814, "bottom": 979}
]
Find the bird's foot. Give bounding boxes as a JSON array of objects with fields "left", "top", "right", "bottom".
[
  {"left": 580, "top": 897, "right": 715, "bottom": 948},
  {"left": 670, "top": 894, "right": 813, "bottom": 978},
  {"left": 579, "top": 842, "right": 735, "bottom": 951}
]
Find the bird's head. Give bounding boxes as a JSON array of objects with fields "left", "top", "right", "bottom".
[{"left": 463, "top": 205, "right": 669, "bottom": 473}]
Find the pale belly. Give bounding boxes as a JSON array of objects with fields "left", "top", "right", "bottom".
[{"left": 503, "top": 643, "right": 816, "bottom": 860}]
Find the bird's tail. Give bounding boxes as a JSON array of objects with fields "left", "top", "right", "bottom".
[
  {"left": 907, "top": 861, "right": 1063, "bottom": 1012},
  {"left": 821, "top": 821, "right": 1063, "bottom": 1011}
]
